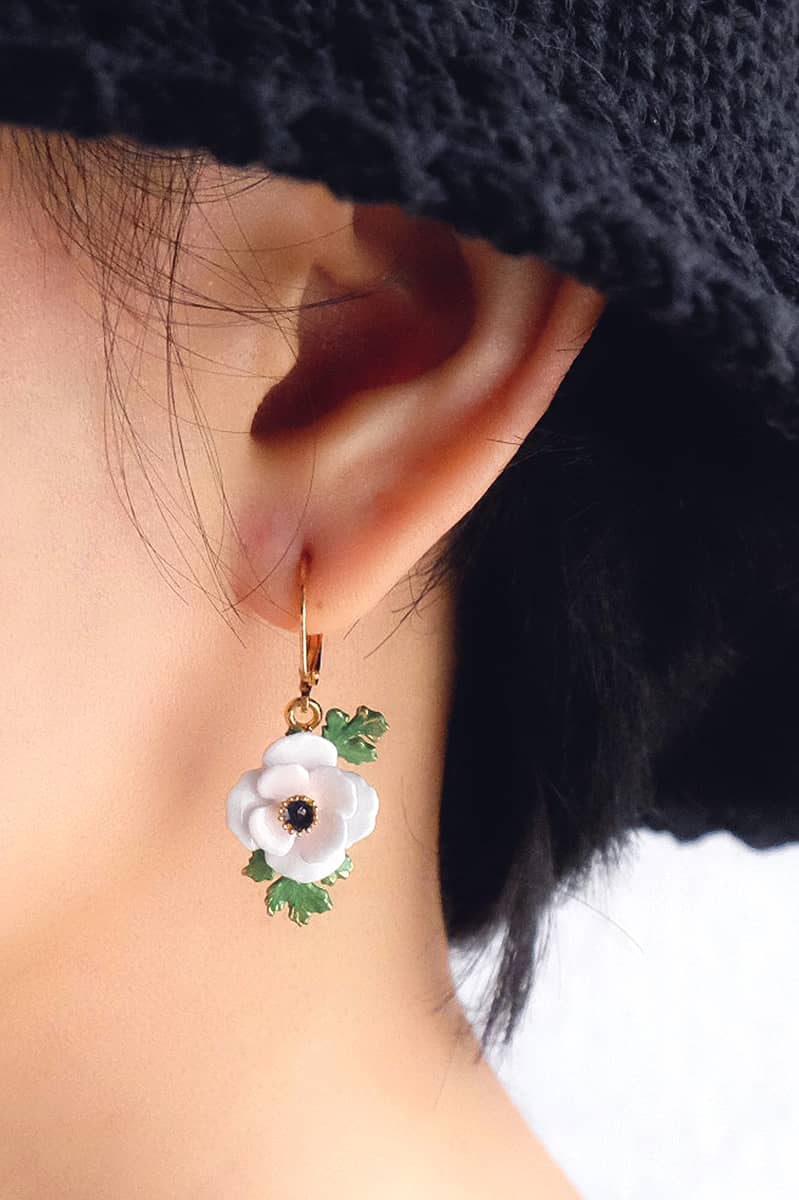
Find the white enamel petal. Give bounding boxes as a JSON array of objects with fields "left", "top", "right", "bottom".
[
  {"left": 255, "top": 762, "right": 309, "bottom": 801},
  {"left": 296, "top": 807, "right": 347, "bottom": 869},
  {"left": 344, "top": 772, "right": 379, "bottom": 847},
  {"left": 307, "top": 765, "right": 358, "bottom": 817},
  {"left": 247, "top": 802, "right": 296, "bottom": 856},
  {"left": 262, "top": 730, "right": 337, "bottom": 770},
  {"left": 268, "top": 841, "right": 339, "bottom": 885},
  {"left": 226, "top": 767, "right": 263, "bottom": 851}
]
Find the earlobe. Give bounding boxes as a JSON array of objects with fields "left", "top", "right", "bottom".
[{"left": 226, "top": 205, "right": 606, "bottom": 634}]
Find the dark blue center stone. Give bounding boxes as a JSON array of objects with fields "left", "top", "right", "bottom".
[{"left": 285, "top": 797, "right": 315, "bottom": 832}]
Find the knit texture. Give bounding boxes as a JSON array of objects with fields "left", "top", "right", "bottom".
[{"left": 1, "top": 1, "right": 799, "bottom": 436}]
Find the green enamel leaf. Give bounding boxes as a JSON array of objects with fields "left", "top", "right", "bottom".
[
  {"left": 242, "top": 849, "right": 276, "bottom": 882},
  {"left": 321, "top": 705, "right": 389, "bottom": 764},
  {"left": 265, "top": 877, "right": 333, "bottom": 925},
  {"left": 319, "top": 855, "right": 354, "bottom": 886}
]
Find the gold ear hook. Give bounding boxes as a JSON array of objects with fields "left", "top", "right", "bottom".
[
  {"left": 285, "top": 555, "right": 323, "bottom": 732},
  {"left": 298, "top": 555, "right": 323, "bottom": 699}
]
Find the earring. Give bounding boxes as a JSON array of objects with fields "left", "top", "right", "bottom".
[{"left": 226, "top": 556, "right": 389, "bottom": 925}]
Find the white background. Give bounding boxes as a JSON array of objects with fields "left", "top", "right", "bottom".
[{"left": 453, "top": 830, "right": 799, "bottom": 1199}]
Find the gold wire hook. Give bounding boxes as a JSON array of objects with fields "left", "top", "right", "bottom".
[
  {"left": 285, "top": 555, "right": 323, "bottom": 732},
  {"left": 298, "top": 555, "right": 323, "bottom": 699}
]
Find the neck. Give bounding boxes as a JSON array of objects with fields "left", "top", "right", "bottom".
[{"left": 0, "top": 574, "right": 576, "bottom": 1199}]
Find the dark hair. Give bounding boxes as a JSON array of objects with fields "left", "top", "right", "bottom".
[
  {"left": 9, "top": 126, "right": 798, "bottom": 1049},
  {"left": 441, "top": 297, "right": 799, "bottom": 1042}
]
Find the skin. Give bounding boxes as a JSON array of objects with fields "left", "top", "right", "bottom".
[{"left": 0, "top": 129, "right": 605, "bottom": 1199}]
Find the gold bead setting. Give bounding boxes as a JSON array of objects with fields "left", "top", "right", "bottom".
[{"left": 277, "top": 794, "right": 318, "bottom": 836}]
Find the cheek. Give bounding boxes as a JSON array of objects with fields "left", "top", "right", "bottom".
[
  {"left": 0, "top": 213, "right": 294, "bottom": 961},
  {"left": 0, "top": 278, "right": 200, "bottom": 952},
  {"left": 0, "top": 288, "right": 287, "bottom": 962},
  {"left": 0, "top": 323, "right": 143, "bottom": 944}
]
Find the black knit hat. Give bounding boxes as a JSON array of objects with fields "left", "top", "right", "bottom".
[
  {"left": 2, "top": 3, "right": 798, "bottom": 971},
  {"left": 1, "top": 2, "right": 798, "bottom": 435}
]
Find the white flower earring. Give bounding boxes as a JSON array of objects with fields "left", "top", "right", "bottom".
[{"left": 226, "top": 556, "right": 388, "bottom": 925}]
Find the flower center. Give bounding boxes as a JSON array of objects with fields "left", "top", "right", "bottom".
[{"left": 278, "top": 794, "right": 318, "bottom": 835}]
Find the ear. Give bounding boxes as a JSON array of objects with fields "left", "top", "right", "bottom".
[{"left": 221, "top": 189, "right": 606, "bottom": 632}]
